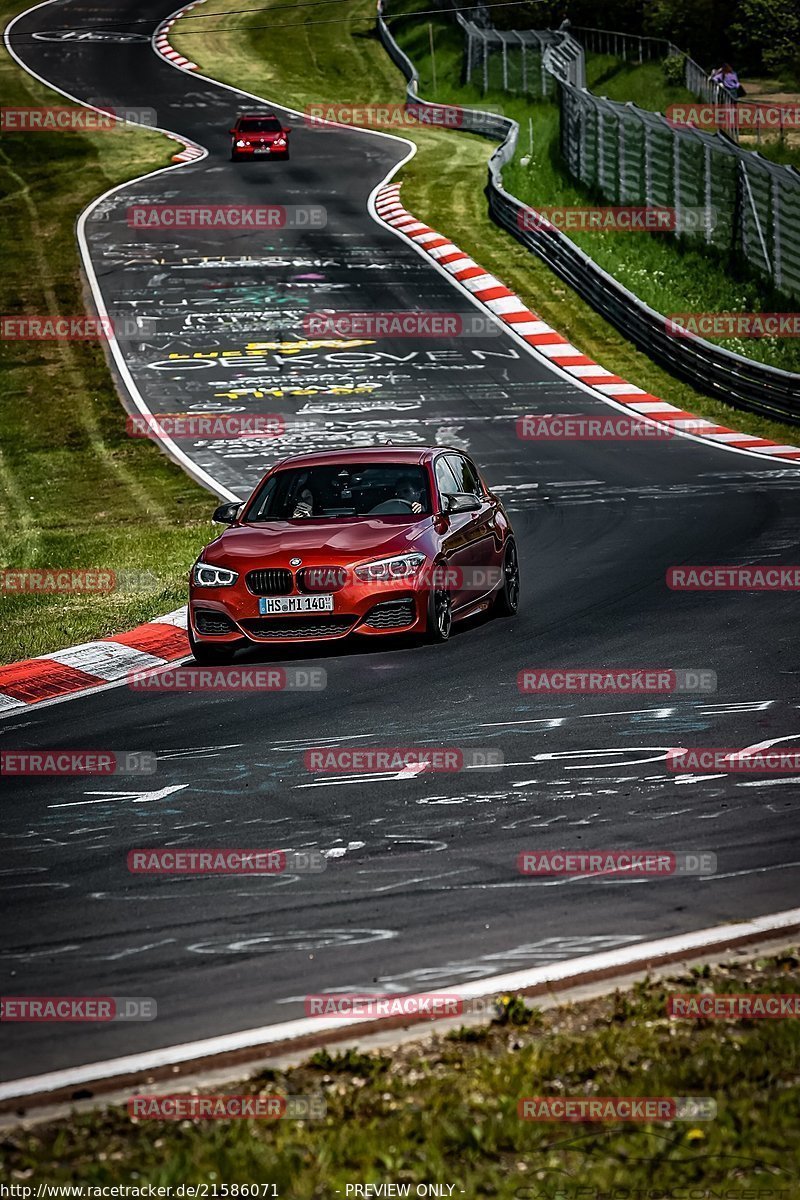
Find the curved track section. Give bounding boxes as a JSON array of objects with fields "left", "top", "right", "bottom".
[{"left": 3, "top": 0, "right": 800, "bottom": 1084}]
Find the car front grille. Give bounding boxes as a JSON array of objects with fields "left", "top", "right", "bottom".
[
  {"left": 362, "top": 599, "right": 416, "bottom": 629},
  {"left": 194, "top": 609, "right": 236, "bottom": 635},
  {"left": 296, "top": 566, "right": 347, "bottom": 593},
  {"left": 240, "top": 616, "right": 355, "bottom": 640},
  {"left": 246, "top": 568, "right": 293, "bottom": 596}
]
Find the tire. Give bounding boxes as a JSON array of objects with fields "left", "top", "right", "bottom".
[
  {"left": 494, "top": 539, "right": 520, "bottom": 616},
  {"left": 189, "top": 624, "right": 238, "bottom": 665},
  {"left": 426, "top": 581, "right": 452, "bottom": 643}
]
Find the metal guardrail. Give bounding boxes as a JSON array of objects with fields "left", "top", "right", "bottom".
[{"left": 376, "top": 0, "right": 800, "bottom": 423}]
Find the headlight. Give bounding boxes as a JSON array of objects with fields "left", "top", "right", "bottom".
[
  {"left": 354, "top": 553, "right": 426, "bottom": 582},
  {"left": 274, "top": 137, "right": 286, "bottom": 145},
  {"left": 193, "top": 562, "right": 239, "bottom": 587},
  {"left": 235, "top": 139, "right": 248, "bottom": 146}
]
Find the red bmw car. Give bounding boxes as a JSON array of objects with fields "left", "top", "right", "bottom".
[
  {"left": 229, "top": 112, "right": 291, "bottom": 160},
  {"left": 188, "top": 447, "right": 519, "bottom": 663}
]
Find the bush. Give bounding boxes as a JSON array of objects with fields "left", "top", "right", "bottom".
[
  {"left": 729, "top": 0, "right": 800, "bottom": 80},
  {"left": 662, "top": 52, "right": 687, "bottom": 84},
  {"left": 644, "top": 0, "right": 734, "bottom": 66}
]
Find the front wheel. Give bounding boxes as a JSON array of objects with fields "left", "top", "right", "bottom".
[
  {"left": 426, "top": 583, "right": 452, "bottom": 643},
  {"left": 189, "top": 624, "right": 238, "bottom": 665},
  {"left": 494, "top": 539, "right": 520, "bottom": 616}
]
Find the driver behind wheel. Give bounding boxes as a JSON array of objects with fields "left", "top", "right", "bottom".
[
  {"left": 394, "top": 475, "right": 423, "bottom": 513},
  {"left": 292, "top": 486, "right": 314, "bottom": 518}
]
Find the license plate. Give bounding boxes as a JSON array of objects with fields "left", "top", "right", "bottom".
[
  {"left": 254, "top": 148, "right": 270, "bottom": 154},
  {"left": 259, "top": 595, "right": 334, "bottom": 615}
]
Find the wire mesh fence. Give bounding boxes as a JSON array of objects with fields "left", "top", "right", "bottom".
[
  {"left": 559, "top": 85, "right": 800, "bottom": 299},
  {"left": 460, "top": 19, "right": 563, "bottom": 97},
  {"left": 569, "top": 26, "right": 736, "bottom": 108},
  {"left": 455, "top": 11, "right": 800, "bottom": 301},
  {"left": 375, "top": 0, "right": 800, "bottom": 419},
  {"left": 459, "top": 19, "right": 735, "bottom": 107}
]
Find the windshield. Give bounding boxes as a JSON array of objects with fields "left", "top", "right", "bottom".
[
  {"left": 239, "top": 117, "right": 282, "bottom": 132},
  {"left": 244, "top": 463, "right": 431, "bottom": 521}
]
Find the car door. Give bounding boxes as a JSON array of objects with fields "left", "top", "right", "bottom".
[
  {"left": 443, "top": 453, "right": 501, "bottom": 602},
  {"left": 433, "top": 455, "right": 475, "bottom": 610}
]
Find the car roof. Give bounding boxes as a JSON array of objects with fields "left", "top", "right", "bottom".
[{"left": 270, "top": 447, "right": 456, "bottom": 470}]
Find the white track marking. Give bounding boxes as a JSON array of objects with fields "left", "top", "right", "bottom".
[
  {"left": 1, "top": 906, "right": 798, "bottom": 1104},
  {"left": 48, "top": 784, "right": 188, "bottom": 808}
]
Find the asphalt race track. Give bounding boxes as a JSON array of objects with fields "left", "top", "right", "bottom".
[{"left": 2, "top": 0, "right": 800, "bottom": 1085}]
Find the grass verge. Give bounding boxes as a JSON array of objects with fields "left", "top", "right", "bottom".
[
  {"left": 585, "top": 52, "right": 695, "bottom": 109},
  {"left": 3, "top": 950, "right": 799, "bottom": 1191},
  {"left": 0, "top": 0, "right": 214, "bottom": 664},
  {"left": 171, "top": 0, "right": 800, "bottom": 451},
  {"left": 586, "top": 56, "right": 800, "bottom": 171}
]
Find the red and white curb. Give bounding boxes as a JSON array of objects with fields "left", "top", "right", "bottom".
[
  {"left": 150, "top": 1, "right": 207, "bottom": 163},
  {"left": 153, "top": 0, "right": 204, "bottom": 73},
  {"left": 163, "top": 131, "right": 205, "bottom": 163},
  {"left": 1, "top": 905, "right": 798, "bottom": 1111},
  {"left": 374, "top": 184, "right": 800, "bottom": 463},
  {"left": 150, "top": 8, "right": 206, "bottom": 160},
  {"left": 0, "top": 609, "right": 189, "bottom": 714}
]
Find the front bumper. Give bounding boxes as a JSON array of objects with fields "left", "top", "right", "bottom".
[
  {"left": 189, "top": 580, "right": 428, "bottom": 644},
  {"left": 232, "top": 143, "right": 287, "bottom": 156}
]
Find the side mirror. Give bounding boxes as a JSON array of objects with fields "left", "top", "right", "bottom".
[
  {"left": 283, "top": 126, "right": 292, "bottom": 134},
  {"left": 212, "top": 500, "right": 241, "bottom": 525},
  {"left": 445, "top": 492, "right": 482, "bottom": 515}
]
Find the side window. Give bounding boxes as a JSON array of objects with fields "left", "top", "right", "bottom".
[
  {"left": 445, "top": 454, "right": 483, "bottom": 496},
  {"left": 434, "top": 456, "right": 460, "bottom": 505}
]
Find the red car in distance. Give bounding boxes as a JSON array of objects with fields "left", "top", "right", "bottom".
[
  {"left": 229, "top": 112, "right": 291, "bottom": 160},
  {"left": 188, "top": 447, "right": 519, "bottom": 662}
]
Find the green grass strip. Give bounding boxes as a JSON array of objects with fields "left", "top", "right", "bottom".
[
  {"left": 4, "top": 950, "right": 799, "bottom": 1191},
  {"left": 0, "top": 0, "right": 214, "bottom": 663}
]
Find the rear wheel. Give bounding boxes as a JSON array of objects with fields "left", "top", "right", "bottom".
[
  {"left": 426, "top": 583, "right": 452, "bottom": 643},
  {"left": 494, "top": 539, "right": 520, "bottom": 616},
  {"left": 189, "top": 624, "right": 238, "bottom": 665}
]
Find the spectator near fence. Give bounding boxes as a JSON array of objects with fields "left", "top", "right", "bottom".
[{"left": 711, "top": 63, "right": 745, "bottom": 96}]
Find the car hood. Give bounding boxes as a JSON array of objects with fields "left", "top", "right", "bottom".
[{"left": 203, "top": 518, "right": 431, "bottom": 567}]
